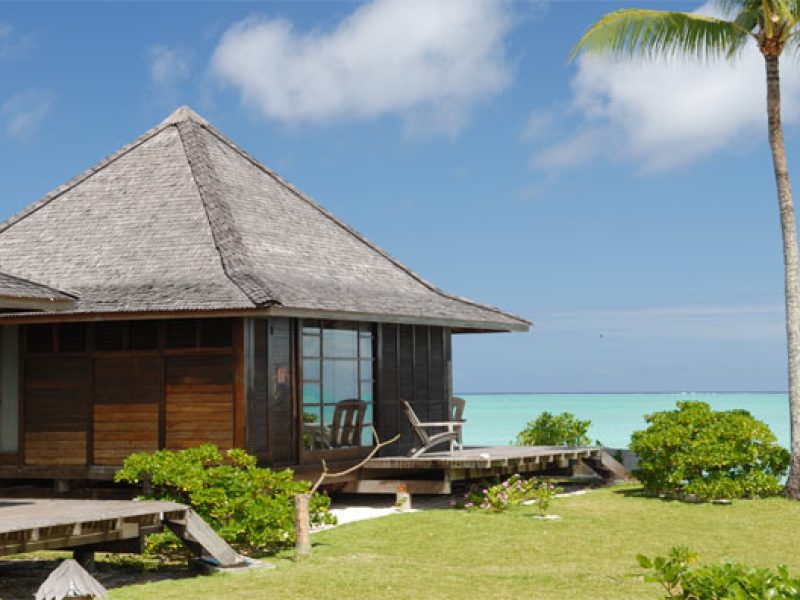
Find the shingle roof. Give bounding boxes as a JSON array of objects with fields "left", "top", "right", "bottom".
[
  {"left": 0, "top": 107, "right": 529, "bottom": 331},
  {"left": 0, "top": 271, "right": 76, "bottom": 312}
]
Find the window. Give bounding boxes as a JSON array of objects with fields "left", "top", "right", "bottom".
[
  {"left": 95, "top": 322, "right": 125, "bottom": 351},
  {"left": 129, "top": 320, "right": 159, "bottom": 350},
  {"left": 26, "top": 324, "right": 53, "bottom": 353},
  {"left": 26, "top": 324, "right": 88, "bottom": 354},
  {"left": 301, "top": 321, "right": 375, "bottom": 451},
  {"left": 165, "top": 319, "right": 234, "bottom": 349},
  {"left": 58, "top": 323, "right": 87, "bottom": 353},
  {"left": 165, "top": 320, "right": 195, "bottom": 349},
  {"left": 201, "top": 319, "right": 233, "bottom": 348}
]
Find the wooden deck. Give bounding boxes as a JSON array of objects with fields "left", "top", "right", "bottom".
[
  {"left": 0, "top": 498, "right": 186, "bottom": 556},
  {"left": 340, "top": 445, "right": 605, "bottom": 494},
  {"left": 366, "top": 445, "right": 601, "bottom": 470}
]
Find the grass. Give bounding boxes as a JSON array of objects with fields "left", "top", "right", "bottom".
[{"left": 27, "top": 486, "right": 800, "bottom": 599}]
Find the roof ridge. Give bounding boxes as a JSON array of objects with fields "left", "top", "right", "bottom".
[
  {"left": 174, "top": 119, "right": 278, "bottom": 308},
  {"left": 0, "top": 118, "right": 174, "bottom": 236},
  {"left": 196, "top": 122, "right": 530, "bottom": 327}
]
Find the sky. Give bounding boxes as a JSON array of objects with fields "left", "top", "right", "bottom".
[{"left": 0, "top": 0, "right": 796, "bottom": 393}]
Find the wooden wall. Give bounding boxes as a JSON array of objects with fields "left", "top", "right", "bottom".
[
  {"left": 24, "top": 355, "right": 90, "bottom": 465},
  {"left": 376, "top": 324, "right": 451, "bottom": 455},
  {"left": 245, "top": 319, "right": 268, "bottom": 462},
  {"left": 165, "top": 355, "right": 235, "bottom": 451},
  {"left": 242, "top": 319, "right": 453, "bottom": 465},
  {"left": 244, "top": 318, "right": 296, "bottom": 467},
  {"left": 18, "top": 319, "right": 239, "bottom": 469},
  {"left": 13, "top": 317, "right": 453, "bottom": 473},
  {"left": 93, "top": 356, "right": 159, "bottom": 465}
]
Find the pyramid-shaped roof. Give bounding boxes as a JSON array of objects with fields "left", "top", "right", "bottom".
[{"left": 0, "top": 107, "right": 528, "bottom": 332}]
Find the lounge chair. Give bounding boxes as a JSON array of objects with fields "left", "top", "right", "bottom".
[
  {"left": 450, "top": 396, "right": 467, "bottom": 448},
  {"left": 401, "top": 400, "right": 465, "bottom": 457},
  {"left": 329, "top": 399, "right": 367, "bottom": 448}
]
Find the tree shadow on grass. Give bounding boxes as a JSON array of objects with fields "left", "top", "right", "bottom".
[
  {"left": 612, "top": 486, "right": 687, "bottom": 503},
  {"left": 0, "top": 555, "right": 199, "bottom": 600}
]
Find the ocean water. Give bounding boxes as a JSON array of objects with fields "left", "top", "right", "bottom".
[{"left": 459, "top": 392, "right": 791, "bottom": 449}]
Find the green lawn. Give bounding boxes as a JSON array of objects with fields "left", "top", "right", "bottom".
[{"left": 80, "top": 487, "right": 800, "bottom": 598}]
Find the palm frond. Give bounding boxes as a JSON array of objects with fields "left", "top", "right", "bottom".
[
  {"left": 784, "top": 28, "right": 800, "bottom": 54},
  {"left": 713, "top": 0, "right": 754, "bottom": 18},
  {"left": 570, "top": 9, "right": 755, "bottom": 63},
  {"left": 773, "top": 0, "right": 796, "bottom": 24},
  {"left": 734, "top": 6, "right": 763, "bottom": 32}
]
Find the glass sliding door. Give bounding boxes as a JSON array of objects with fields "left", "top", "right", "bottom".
[{"left": 301, "top": 320, "right": 375, "bottom": 457}]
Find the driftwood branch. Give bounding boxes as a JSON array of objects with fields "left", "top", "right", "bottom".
[
  {"left": 295, "top": 428, "right": 400, "bottom": 559},
  {"left": 309, "top": 427, "right": 400, "bottom": 495}
]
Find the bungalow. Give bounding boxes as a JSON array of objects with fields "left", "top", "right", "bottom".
[{"left": 0, "top": 107, "right": 529, "bottom": 485}]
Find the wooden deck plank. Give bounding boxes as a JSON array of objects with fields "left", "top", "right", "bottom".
[
  {"left": 365, "top": 445, "right": 602, "bottom": 470},
  {"left": 0, "top": 499, "right": 186, "bottom": 535}
]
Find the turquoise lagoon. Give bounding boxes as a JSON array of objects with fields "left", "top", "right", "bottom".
[{"left": 459, "top": 392, "right": 790, "bottom": 449}]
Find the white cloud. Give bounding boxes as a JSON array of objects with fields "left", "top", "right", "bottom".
[
  {"left": 537, "top": 304, "right": 784, "bottom": 341},
  {"left": 149, "top": 44, "right": 190, "bottom": 87},
  {"left": 532, "top": 2, "right": 800, "bottom": 172},
  {"left": 0, "top": 22, "right": 34, "bottom": 62},
  {"left": 520, "top": 109, "right": 557, "bottom": 142},
  {"left": 2, "top": 90, "right": 53, "bottom": 141},
  {"left": 210, "top": 0, "right": 513, "bottom": 135}
]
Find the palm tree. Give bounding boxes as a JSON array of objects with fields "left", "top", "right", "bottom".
[{"left": 571, "top": 0, "right": 800, "bottom": 498}]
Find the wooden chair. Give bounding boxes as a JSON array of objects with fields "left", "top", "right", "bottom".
[
  {"left": 401, "top": 400, "right": 463, "bottom": 457},
  {"left": 329, "top": 399, "right": 367, "bottom": 448},
  {"left": 450, "top": 396, "right": 467, "bottom": 449}
]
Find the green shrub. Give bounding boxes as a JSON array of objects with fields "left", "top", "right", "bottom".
[
  {"left": 637, "top": 546, "right": 800, "bottom": 599},
  {"left": 451, "top": 474, "right": 562, "bottom": 514},
  {"left": 528, "top": 480, "right": 562, "bottom": 516},
  {"left": 515, "top": 411, "right": 592, "bottom": 447},
  {"left": 630, "top": 401, "right": 790, "bottom": 500},
  {"left": 115, "top": 444, "right": 336, "bottom": 557}
]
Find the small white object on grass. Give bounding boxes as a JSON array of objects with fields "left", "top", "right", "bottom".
[
  {"left": 36, "top": 559, "right": 108, "bottom": 600},
  {"left": 395, "top": 485, "right": 412, "bottom": 512}
]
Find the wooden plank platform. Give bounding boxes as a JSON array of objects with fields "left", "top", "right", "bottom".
[
  {"left": 0, "top": 498, "right": 187, "bottom": 556},
  {"left": 338, "top": 446, "right": 606, "bottom": 494},
  {"left": 365, "top": 445, "right": 602, "bottom": 470}
]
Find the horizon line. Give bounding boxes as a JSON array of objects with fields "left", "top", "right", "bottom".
[{"left": 454, "top": 390, "right": 789, "bottom": 395}]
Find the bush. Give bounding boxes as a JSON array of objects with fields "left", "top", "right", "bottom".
[
  {"left": 528, "top": 480, "right": 561, "bottom": 516},
  {"left": 515, "top": 411, "right": 593, "bottom": 447},
  {"left": 450, "top": 474, "right": 562, "bottom": 514},
  {"left": 114, "top": 444, "right": 336, "bottom": 557},
  {"left": 637, "top": 546, "right": 800, "bottom": 599},
  {"left": 630, "top": 401, "right": 790, "bottom": 500}
]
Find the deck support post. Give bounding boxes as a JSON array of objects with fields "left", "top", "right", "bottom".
[{"left": 294, "top": 493, "right": 311, "bottom": 560}]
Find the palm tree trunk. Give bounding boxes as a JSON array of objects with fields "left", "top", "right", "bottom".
[{"left": 765, "top": 55, "right": 800, "bottom": 499}]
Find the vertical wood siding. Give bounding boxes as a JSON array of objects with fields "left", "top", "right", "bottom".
[
  {"left": 245, "top": 318, "right": 269, "bottom": 461},
  {"left": 376, "top": 324, "right": 452, "bottom": 455},
  {"left": 266, "top": 318, "right": 295, "bottom": 465}
]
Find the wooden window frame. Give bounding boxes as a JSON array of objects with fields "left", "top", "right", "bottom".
[{"left": 298, "top": 320, "right": 377, "bottom": 463}]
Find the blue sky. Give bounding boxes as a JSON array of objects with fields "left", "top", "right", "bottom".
[{"left": 0, "top": 0, "right": 795, "bottom": 392}]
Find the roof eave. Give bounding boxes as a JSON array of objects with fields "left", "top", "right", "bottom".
[
  {"left": 265, "top": 306, "right": 531, "bottom": 333},
  {"left": 0, "top": 305, "right": 531, "bottom": 332},
  {"left": 0, "top": 296, "right": 77, "bottom": 312}
]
